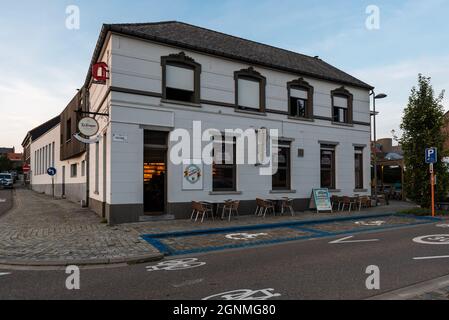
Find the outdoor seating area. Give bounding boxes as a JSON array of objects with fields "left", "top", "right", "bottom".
[
  {"left": 191, "top": 197, "right": 295, "bottom": 223},
  {"left": 331, "top": 195, "right": 378, "bottom": 212}
]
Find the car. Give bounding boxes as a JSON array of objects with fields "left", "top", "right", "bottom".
[{"left": 0, "top": 173, "right": 13, "bottom": 189}]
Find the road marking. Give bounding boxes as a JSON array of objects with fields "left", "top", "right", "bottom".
[
  {"left": 0, "top": 272, "right": 11, "bottom": 277},
  {"left": 172, "top": 278, "right": 204, "bottom": 288},
  {"left": 146, "top": 258, "right": 206, "bottom": 271},
  {"left": 225, "top": 233, "right": 269, "bottom": 241},
  {"left": 329, "top": 236, "right": 379, "bottom": 244},
  {"left": 413, "top": 255, "right": 449, "bottom": 260},
  {"left": 436, "top": 224, "right": 449, "bottom": 228},
  {"left": 0, "top": 199, "right": 6, "bottom": 203},
  {"left": 355, "top": 220, "right": 385, "bottom": 226},
  {"left": 413, "top": 234, "right": 449, "bottom": 245},
  {"left": 203, "top": 288, "right": 281, "bottom": 300}
]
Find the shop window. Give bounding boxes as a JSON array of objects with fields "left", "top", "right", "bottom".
[
  {"left": 213, "top": 136, "right": 237, "bottom": 191},
  {"left": 355, "top": 147, "right": 364, "bottom": 189},
  {"left": 272, "top": 141, "right": 291, "bottom": 190},
  {"left": 321, "top": 144, "right": 336, "bottom": 189}
]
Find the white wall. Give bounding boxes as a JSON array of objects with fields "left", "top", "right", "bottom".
[{"left": 86, "top": 33, "right": 372, "bottom": 210}]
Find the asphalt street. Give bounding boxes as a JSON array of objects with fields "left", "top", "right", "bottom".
[{"left": 1, "top": 221, "right": 449, "bottom": 300}]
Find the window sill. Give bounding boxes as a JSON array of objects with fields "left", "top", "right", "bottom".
[
  {"left": 331, "top": 122, "right": 354, "bottom": 127},
  {"left": 161, "top": 99, "right": 201, "bottom": 108},
  {"left": 354, "top": 189, "right": 368, "bottom": 193},
  {"left": 270, "top": 189, "right": 297, "bottom": 194},
  {"left": 209, "top": 191, "right": 242, "bottom": 196},
  {"left": 328, "top": 189, "right": 341, "bottom": 193},
  {"left": 287, "top": 116, "right": 314, "bottom": 122},
  {"left": 234, "top": 108, "right": 267, "bottom": 116}
]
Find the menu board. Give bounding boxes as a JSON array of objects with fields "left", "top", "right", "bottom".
[{"left": 309, "top": 188, "right": 333, "bottom": 213}]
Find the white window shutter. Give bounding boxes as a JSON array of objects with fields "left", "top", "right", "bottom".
[
  {"left": 238, "top": 79, "right": 260, "bottom": 108},
  {"left": 290, "top": 88, "right": 308, "bottom": 100},
  {"left": 333, "top": 96, "right": 348, "bottom": 109},
  {"left": 166, "top": 65, "right": 194, "bottom": 91}
]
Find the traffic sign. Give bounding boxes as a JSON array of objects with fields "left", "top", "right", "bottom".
[
  {"left": 425, "top": 147, "right": 438, "bottom": 164},
  {"left": 22, "top": 164, "right": 30, "bottom": 173},
  {"left": 47, "top": 167, "right": 57, "bottom": 176}
]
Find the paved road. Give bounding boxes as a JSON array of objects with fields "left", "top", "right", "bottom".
[
  {"left": 1, "top": 221, "right": 449, "bottom": 300},
  {"left": 0, "top": 188, "right": 13, "bottom": 217}
]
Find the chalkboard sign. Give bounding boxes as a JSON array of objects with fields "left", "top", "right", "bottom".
[{"left": 309, "top": 188, "right": 333, "bottom": 213}]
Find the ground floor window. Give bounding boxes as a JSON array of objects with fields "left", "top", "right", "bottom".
[
  {"left": 213, "top": 136, "right": 236, "bottom": 192},
  {"left": 272, "top": 141, "right": 291, "bottom": 190},
  {"left": 354, "top": 147, "right": 364, "bottom": 189},
  {"left": 70, "top": 163, "right": 77, "bottom": 178},
  {"left": 320, "top": 144, "right": 336, "bottom": 189}
]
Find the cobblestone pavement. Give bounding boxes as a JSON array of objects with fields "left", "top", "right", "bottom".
[
  {"left": 0, "top": 188, "right": 162, "bottom": 266},
  {"left": 0, "top": 189, "right": 12, "bottom": 217}
]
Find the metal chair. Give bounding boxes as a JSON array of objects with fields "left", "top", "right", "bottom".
[
  {"left": 191, "top": 201, "right": 214, "bottom": 223},
  {"left": 255, "top": 198, "right": 275, "bottom": 218},
  {"left": 222, "top": 200, "right": 240, "bottom": 221},
  {"left": 280, "top": 197, "right": 295, "bottom": 216}
]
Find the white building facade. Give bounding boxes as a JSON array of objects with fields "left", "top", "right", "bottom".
[{"left": 83, "top": 22, "right": 373, "bottom": 224}]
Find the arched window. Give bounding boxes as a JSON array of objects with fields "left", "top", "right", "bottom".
[
  {"left": 331, "top": 87, "right": 353, "bottom": 124},
  {"left": 234, "top": 67, "right": 266, "bottom": 112},
  {"left": 287, "top": 78, "right": 314, "bottom": 119},
  {"left": 161, "top": 52, "right": 201, "bottom": 104}
]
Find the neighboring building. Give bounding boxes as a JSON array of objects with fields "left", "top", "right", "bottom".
[
  {"left": 6, "top": 153, "right": 23, "bottom": 171},
  {"left": 22, "top": 90, "right": 88, "bottom": 205},
  {"left": 0, "top": 147, "right": 15, "bottom": 158},
  {"left": 80, "top": 21, "right": 373, "bottom": 224}
]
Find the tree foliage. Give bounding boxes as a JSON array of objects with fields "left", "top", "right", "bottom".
[
  {"left": 400, "top": 74, "right": 448, "bottom": 207},
  {"left": 0, "top": 156, "right": 12, "bottom": 172}
]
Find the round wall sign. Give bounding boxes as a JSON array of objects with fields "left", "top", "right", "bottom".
[
  {"left": 184, "top": 164, "right": 201, "bottom": 184},
  {"left": 78, "top": 117, "right": 99, "bottom": 137}
]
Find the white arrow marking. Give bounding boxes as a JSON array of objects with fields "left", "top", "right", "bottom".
[
  {"left": 0, "top": 272, "right": 11, "bottom": 276},
  {"left": 0, "top": 199, "right": 6, "bottom": 203},
  {"left": 329, "top": 235, "right": 379, "bottom": 244},
  {"left": 413, "top": 255, "right": 449, "bottom": 260}
]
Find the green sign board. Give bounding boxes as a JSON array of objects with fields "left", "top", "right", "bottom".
[{"left": 309, "top": 188, "right": 333, "bottom": 213}]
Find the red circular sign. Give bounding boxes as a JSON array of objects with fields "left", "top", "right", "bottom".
[{"left": 23, "top": 164, "right": 30, "bottom": 172}]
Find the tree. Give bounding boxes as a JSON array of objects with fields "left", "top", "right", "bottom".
[
  {"left": 400, "top": 74, "right": 448, "bottom": 208},
  {"left": 0, "top": 156, "right": 12, "bottom": 172}
]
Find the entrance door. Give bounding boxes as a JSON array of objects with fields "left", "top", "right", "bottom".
[
  {"left": 143, "top": 131, "right": 168, "bottom": 215},
  {"left": 62, "top": 166, "right": 66, "bottom": 197}
]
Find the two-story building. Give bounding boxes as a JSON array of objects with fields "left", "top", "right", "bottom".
[{"left": 82, "top": 21, "right": 373, "bottom": 224}]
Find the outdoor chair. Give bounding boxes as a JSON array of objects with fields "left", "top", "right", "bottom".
[
  {"left": 255, "top": 198, "right": 275, "bottom": 218},
  {"left": 280, "top": 197, "right": 295, "bottom": 216},
  {"left": 222, "top": 200, "right": 240, "bottom": 221},
  {"left": 340, "top": 196, "right": 357, "bottom": 212},
  {"left": 191, "top": 201, "right": 214, "bottom": 223},
  {"left": 358, "top": 196, "right": 371, "bottom": 210}
]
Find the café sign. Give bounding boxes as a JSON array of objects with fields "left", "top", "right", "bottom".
[{"left": 78, "top": 117, "right": 99, "bottom": 137}]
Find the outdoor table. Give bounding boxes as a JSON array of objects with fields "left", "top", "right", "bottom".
[{"left": 200, "top": 200, "right": 230, "bottom": 219}]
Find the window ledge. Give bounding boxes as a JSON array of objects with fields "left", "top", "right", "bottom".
[
  {"left": 287, "top": 116, "right": 314, "bottom": 122},
  {"left": 270, "top": 189, "right": 297, "bottom": 194},
  {"left": 234, "top": 108, "right": 267, "bottom": 116},
  {"left": 161, "top": 99, "right": 202, "bottom": 108},
  {"left": 331, "top": 122, "right": 354, "bottom": 127},
  {"left": 354, "top": 189, "right": 368, "bottom": 193},
  {"left": 328, "top": 189, "right": 341, "bottom": 193},
  {"left": 209, "top": 191, "right": 242, "bottom": 196}
]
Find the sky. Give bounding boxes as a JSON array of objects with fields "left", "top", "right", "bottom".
[{"left": 1, "top": 0, "right": 448, "bottom": 151}]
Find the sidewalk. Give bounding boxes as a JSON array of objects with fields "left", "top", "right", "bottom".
[
  {"left": 0, "top": 188, "right": 420, "bottom": 267},
  {"left": 0, "top": 188, "right": 163, "bottom": 267}
]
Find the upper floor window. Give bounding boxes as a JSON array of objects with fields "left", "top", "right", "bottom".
[
  {"left": 288, "top": 78, "right": 314, "bottom": 119},
  {"left": 331, "top": 87, "right": 353, "bottom": 124},
  {"left": 161, "top": 52, "right": 201, "bottom": 104},
  {"left": 234, "top": 67, "right": 266, "bottom": 112},
  {"left": 66, "top": 118, "right": 72, "bottom": 142}
]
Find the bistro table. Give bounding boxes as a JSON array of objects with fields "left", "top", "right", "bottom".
[
  {"left": 267, "top": 197, "right": 288, "bottom": 215},
  {"left": 200, "top": 200, "right": 232, "bottom": 219}
]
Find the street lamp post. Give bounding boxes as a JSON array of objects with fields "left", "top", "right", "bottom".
[{"left": 371, "top": 92, "right": 387, "bottom": 206}]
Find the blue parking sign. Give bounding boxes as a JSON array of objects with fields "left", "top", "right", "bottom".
[{"left": 425, "top": 148, "right": 438, "bottom": 164}]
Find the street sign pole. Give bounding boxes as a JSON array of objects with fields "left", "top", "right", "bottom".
[
  {"left": 52, "top": 176, "right": 55, "bottom": 199},
  {"left": 430, "top": 163, "right": 435, "bottom": 217}
]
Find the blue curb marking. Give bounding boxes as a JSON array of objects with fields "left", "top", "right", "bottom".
[{"left": 141, "top": 213, "right": 442, "bottom": 256}]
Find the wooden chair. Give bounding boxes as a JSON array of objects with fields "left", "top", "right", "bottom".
[
  {"left": 280, "top": 197, "right": 295, "bottom": 216},
  {"left": 340, "top": 196, "right": 357, "bottom": 212},
  {"left": 255, "top": 198, "right": 275, "bottom": 218},
  {"left": 222, "top": 200, "right": 240, "bottom": 221},
  {"left": 191, "top": 201, "right": 213, "bottom": 223},
  {"left": 358, "top": 196, "right": 371, "bottom": 210}
]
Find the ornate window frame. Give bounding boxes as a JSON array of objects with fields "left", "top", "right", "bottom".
[
  {"left": 331, "top": 86, "right": 354, "bottom": 124},
  {"left": 287, "top": 78, "right": 314, "bottom": 119},
  {"left": 234, "top": 67, "right": 266, "bottom": 112}
]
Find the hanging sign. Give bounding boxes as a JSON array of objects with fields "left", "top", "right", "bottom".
[
  {"left": 78, "top": 117, "right": 99, "bottom": 137},
  {"left": 92, "top": 62, "right": 109, "bottom": 84},
  {"left": 309, "top": 188, "right": 332, "bottom": 213},
  {"left": 74, "top": 133, "right": 101, "bottom": 144}
]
